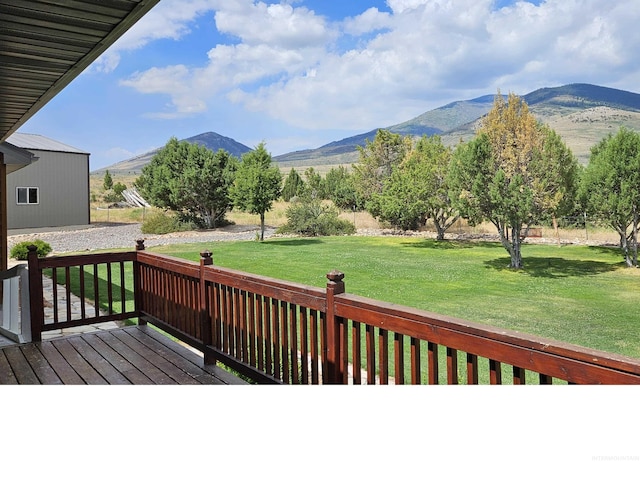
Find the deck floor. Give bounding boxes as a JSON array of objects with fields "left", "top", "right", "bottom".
[{"left": 0, "top": 325, "right": 247, "bottom": 385}]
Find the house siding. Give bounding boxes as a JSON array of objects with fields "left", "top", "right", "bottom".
[{"left": 7, "top": 149, "right": 90, "bottom": 229}]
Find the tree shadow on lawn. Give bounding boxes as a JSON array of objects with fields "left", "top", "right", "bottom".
[
  {"left": 265, "top": 238, "right": 324, "bottom": 247},
  {"left": 484, "top": 256, "right": 622, "bottom": 278},
  {"left": 401, "top": 239, "right": 503, "bottom": 250}
]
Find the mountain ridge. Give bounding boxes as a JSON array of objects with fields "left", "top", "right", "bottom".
[{"left": 95, "top": 83, "right": 640, "bottom": 174}]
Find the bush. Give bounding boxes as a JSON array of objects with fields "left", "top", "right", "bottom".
[
  {"left": 141, "top": 211, "right": 197, "bottom": 234},
  {"left": 277, "top": 198, "right": 356, "bottom": 237},
  {"left": 10, "top": 239, "right": 52, "bottom": 260}
]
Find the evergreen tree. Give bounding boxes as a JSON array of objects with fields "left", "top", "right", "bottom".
[{"left": 231, "top": 143, "right": 282, "bottom": 241}]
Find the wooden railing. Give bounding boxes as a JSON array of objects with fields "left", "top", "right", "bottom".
[
  {"left": 27, "top": 245, "right": 139, "bottom": 341},
  {"left": 27, "top": 242, "right": 640, "bottom": 385}
]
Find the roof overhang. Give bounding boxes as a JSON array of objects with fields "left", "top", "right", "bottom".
[
  {"left": 0, "top": 141, "right": 38, "bottom": 174},
  {"left": 0, "top": 0, "right": 162, "bottom": 143}
]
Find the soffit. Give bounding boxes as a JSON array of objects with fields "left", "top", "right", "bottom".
[{"left": 0, "top": 0, "right": 161, "bottom": 143}]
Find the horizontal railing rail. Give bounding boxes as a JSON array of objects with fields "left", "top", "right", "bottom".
[{"left": 25, "top": 241, "right": 640, "bottom": 385}]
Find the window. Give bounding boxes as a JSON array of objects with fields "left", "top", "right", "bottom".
[{"left": 16, "top": 187, "right": 39, "bottom": 205}]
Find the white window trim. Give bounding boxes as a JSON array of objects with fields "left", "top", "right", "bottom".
[{"left": 16, "top": 187, "right": 39, "bottom": 205}]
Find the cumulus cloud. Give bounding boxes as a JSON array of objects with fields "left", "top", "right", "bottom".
[
  {"left": 119, "top": 0, "right": 640, "bottom": 132},
  {"left": 92, "top": 0, "right": 220, "bottom": 73}
]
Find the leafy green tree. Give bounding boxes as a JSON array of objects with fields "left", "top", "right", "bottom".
[
  {"left": 231, "top": 142, "right": 283, "bottom": 241},
  {"left": 135, "top": 137, "right": 238, "bottom": 228},
  {"left": 449, "top": 93, "right": 578, "bottom": 268},
  {"left": 325, "top": 166, "right": 359, "bottom": 211},
  {"left": 103, "top": 170, "right": 113, "bottom": 190},
  {"left": 580, "top": 127, "right": 640, "bottom": 267},
  {"left": 282, "top": 168, "right": 305, "bottom": 202},
  {"left": 370, "top": 135, "right": 458, "bottom": 238},
  {"left": 352, "top": 129, "right": 412, "bottom": 208}
]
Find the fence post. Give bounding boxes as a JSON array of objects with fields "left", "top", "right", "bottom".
[
  {"left": 200, "top": 250, "right": 215, "bottom": 364},
  {"left": 325, "top": 270, "right": 345, "bottom": 384},
  {"left": 134, "top": 239, "right": 147, "bottom": 325},
  {"left": 27, "top": 245, "right": 43, "bottom": 342}
]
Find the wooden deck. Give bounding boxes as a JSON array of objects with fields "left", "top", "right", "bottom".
[{"left": 0, "top": 325, "right": 248, "bottom": 385}]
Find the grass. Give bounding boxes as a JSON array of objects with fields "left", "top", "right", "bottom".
[{"left": 146, "top": 236, "right": 640, "bottom": 359}]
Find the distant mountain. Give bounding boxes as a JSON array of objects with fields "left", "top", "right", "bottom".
[
  {"left": 276, "top": 83, "right": 640, "bottom": 168},
  {"left": 97, "top": 83, "right": 640, "bottom": 174},
  {"left": 93, "top": 132, "right": 252, "bottom": 174}
]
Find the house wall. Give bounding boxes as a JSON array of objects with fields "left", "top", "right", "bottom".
[{"left": 7, "top": 149, "right": 89, "bottom": 229}]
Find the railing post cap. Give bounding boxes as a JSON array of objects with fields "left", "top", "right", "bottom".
[
  {"left": 27, "top": 244, "right": 38, "bottom": 252},
  {"left": 326, "top": 270, "right": 345, "bottom": 282},
  {"left": 200, "top": 250, "right": 213, "bottom": 259},
  {"left": 136, "top": 239, "right": 145, "bottom": 250}
]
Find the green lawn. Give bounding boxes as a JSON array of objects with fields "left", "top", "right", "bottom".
[{"left": 147, "top": 236, "right": 640, "bottom": 359}]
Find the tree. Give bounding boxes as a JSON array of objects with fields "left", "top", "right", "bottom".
[
  {"left": 103, "top": 170, "right": 113, "bottom": 190},
  {"left": 282, "top": 168, "right": 305, "bottom": 201},
  {"left": 303, "top": 167, "right": 327, "bottom": 199},
  {"left": 231, "top": 142, "right": 283, "bottom": 241},
  {"left": 369, "top": 135, "right": 458, "bottom": 238},
  {"left": 580, "top": 127, "right": 640, "bottom": 267},
  {"left": 325, "top": 166, "right": 359, "bottom": 211},
  {"left": 449, "top": 93, "right": 578, "bottom": 268},
  {"left": 135, "top": 137, "right": 238, "bottom": 228},
  {"left": 352, "top": 129, "right": 412, "bottom": 208}
]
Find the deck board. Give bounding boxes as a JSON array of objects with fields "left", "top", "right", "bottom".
[{"left": 0, "top": 325, "right": 248, "bottom": 385}]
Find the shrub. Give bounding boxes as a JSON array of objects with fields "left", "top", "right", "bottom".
[
  {"left": 277, "top": 198, "right": 356, "bottom": 237},
  {"left": 10, "top": 239, "right": 52, "bottom": 260},
  {"left": 141, "top": 211, "right": 197, "bottom": 234}
]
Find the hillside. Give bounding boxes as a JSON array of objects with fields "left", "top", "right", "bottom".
[
  {"left": 98, "top": 83, "right": 640, "bottom": 173},
  {"left": 94, "top": 132, "right": 252, "bottom": 174}
]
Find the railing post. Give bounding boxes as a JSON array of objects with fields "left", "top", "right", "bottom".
[
  {"left": 27, "top": 245, "right": 44, "bottom": 342},
  {"left": 200, "top": 250, "right": 215, "bottom": 364},
  {"left": 325, "top": 270, "right": 345, "bottom": 384},
  {"left": 134, "top": 239, "right": 147, "bottom": 325}
]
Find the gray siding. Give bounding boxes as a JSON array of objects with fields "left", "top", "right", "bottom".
[{"left": 7, "top": 150, "right": 89, "bottom": 229}]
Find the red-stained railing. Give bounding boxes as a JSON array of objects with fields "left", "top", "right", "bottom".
[{"left": 27, "top": 242, "right": 640, "bottom": 385}]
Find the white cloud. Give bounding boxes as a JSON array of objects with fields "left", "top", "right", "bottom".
[
  {"left": 92, "top": 0, "right": 220, "bottom": 73},
  {"left": 120, "top": 0, "right": 640, "bottom": 133}
]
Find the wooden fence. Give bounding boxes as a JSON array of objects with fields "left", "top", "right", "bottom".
[{"left": 27, "top": 242, "right": 640, "bottom": 384}]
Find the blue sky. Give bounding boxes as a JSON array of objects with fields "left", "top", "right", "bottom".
[{"left": 18, "top": 0, "right": 640, "bottom": 171}]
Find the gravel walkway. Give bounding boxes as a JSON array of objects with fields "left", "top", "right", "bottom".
[{"left": 8, "top": 222, "right": 276, "bottom": 256}]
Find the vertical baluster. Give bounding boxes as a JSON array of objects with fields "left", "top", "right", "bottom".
[
  {"left": 489, "top": 359, "right": 502, "bottom": 385},
  {"left": 300, "top": 308, "right": 309, "bottom": 384},
  {"left": 119, "top": 261, "right": 126, "bottom": 315},
  {"left": 272, "top": 298, "right": 281, "bottom": 380},
  {"left": 410, "top": 337, "right": 421, "bottom": 385},
  {"left": 365, "top": 324, "right": 376, "bottom": 384},
  {"left": 264, "top": 296, "right": 272, "bottom": 377},
  {"left": 106, "top": 263, "right": 113, "bottom": 316},
  {"left": 539, "top": 374, "right": 553, "bottom": 385},
  {"left": 447, "top": 347, "right": 458, "bottom": 385},
  {"left": 52, "top": 268, "right": 59, "bottom": 324},
  {"left": 466, "top": 353, "right": 479, "bottom": 384},
  {"left": 310, "top": 309, "right": 319, "bottom": 384},
  {"left": 352, "top": 321, "right": 362, "bottom": 385},
  {"left": 280, "top": 300, "right": 289, "bottom": 384},
  {"left": 289, "top": 303, "right": 299, "bottom": 385},
  {"left": 248, "top": 293, "right": 256, "bottom": 368},
  {"left": 65, "top": 266, "right": 72, "bottom": 322},
  {"left": 394, "top": 332, "right": 404, "bottom": 385},
  {"left": 256, "top": 294, "right": 265, "bottom": 371},
  {"left": 79, "top": 265, "right": 86, "bottom": 320},
  {"left": 428, "top": 342, "right": 439, "bottom": 385},
  {"left": 513, "top": 366, "right": 526, "bottom": 385}
]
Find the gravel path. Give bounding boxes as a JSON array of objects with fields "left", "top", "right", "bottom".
[{"left": 8, "top": 222, "right": 276, "bottom": 255}]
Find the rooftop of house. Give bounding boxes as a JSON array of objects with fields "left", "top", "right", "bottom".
[{"left": 6, "top": 132, "right": 89, "bottom": 155}]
